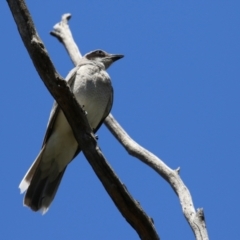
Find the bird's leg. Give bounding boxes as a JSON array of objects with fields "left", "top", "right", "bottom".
[{"left": 92, "top": 127, "right": 99, "bottom": 140}]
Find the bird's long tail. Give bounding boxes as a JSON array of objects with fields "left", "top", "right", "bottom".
[{"left": 19, "top": 145, "right": 66, "bottom": 214}]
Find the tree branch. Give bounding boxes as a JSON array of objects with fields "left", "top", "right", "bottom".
[
  {"left": 7, "top": 0, "right": 160, "bottom": 239},
  {"left": 50, "top": 13, "right": 209, "bottom": 240},
  {"left": 50, "top": 13, "right": 82, "bottom": 65}
]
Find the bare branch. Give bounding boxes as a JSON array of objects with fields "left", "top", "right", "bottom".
[
  {"left": 105, "top": 115, "right": 208, "bottom": 240},
  {"left": 50, "top": 13, "right": 209, "bottom": 240},
  {"left": 7, "top": 1, "right": 159, "bottom": 239},
  {"left": 50, "top": 13, "right": 82, "bottom": 65}
]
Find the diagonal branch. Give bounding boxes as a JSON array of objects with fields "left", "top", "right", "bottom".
[
  {"left": 7, "top": 0, "right": 160, "bottom": 239},
  {"left": 50, "top": 13, "right": 209, "bottom": 240}
]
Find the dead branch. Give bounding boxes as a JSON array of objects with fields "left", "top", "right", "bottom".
[
  {"left": 7, "top": 1, "right": 159, "bottom": 239},
  {"left": 50, "top": 13, "right": 209, "bottom": 240}
]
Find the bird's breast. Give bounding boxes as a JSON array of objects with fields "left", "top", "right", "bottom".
[{"left": 72, "top": 65, "right": 112, "bottom": 129}]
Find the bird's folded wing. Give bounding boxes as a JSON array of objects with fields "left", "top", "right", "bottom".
[
  {"left": 94, "top": 86, "right": 113, "bottom": 133},
  {"left": 41, "top": 65, "right": 79, "bottom": 146}
]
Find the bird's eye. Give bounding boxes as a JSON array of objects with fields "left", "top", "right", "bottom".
[{"left": 96, "top": 50, "right": 105, "bottom": 56}]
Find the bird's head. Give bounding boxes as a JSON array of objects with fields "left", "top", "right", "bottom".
[{"left": 84, "top": 50, "right": 124, "bottom": 69}]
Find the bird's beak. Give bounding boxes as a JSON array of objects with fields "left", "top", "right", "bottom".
[{"left": 110, "top": 54, "right": 124, "bottom": 62}]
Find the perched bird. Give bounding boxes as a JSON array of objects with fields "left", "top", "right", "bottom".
[{"left": 19, "top": 49, "right": 123, "bottom": 213}]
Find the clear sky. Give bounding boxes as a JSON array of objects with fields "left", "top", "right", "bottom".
[{"left": 1, "top": 1, "right": 240, "bottom": 239}]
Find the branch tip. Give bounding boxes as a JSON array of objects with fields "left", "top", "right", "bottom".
[
  {"left": 62, "top": 13, "right": 71, "bottom": 23},
  {"left": 49, "top": 31, "right": 63, "bottom": 43},
  {"left": 175, "top": 167, "right": 181, "bottom": 174}
]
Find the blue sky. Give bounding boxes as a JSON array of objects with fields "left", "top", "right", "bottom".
[{"left": 1, "top": 1, "right": 240, "bottom": 239}]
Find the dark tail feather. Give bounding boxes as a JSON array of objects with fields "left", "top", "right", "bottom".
[
  {"left": 19, "top": 146, "right": 46, "bottom": 194},
  {"left": 24, "top": 167, "right": 67, "bottom": 214}
]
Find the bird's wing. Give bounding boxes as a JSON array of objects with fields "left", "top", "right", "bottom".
[
  {"left": 94, "top": 85, "right": 113, "bottom": 133},
  {"left": 41, "top": 66, "right": 79, "bottom": 146}
]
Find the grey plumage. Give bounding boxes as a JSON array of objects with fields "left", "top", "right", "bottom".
[{"left": 19, "top": 50, "right": 123, "bottom": 213}]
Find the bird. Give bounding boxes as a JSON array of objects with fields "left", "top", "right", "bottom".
[{"left": 19, "top": 49, "right": 124, "bottom": 214}]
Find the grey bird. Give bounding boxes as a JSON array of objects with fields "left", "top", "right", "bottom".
[{"left": 19, "top": 49, "right": 124, "bottom": 213}]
